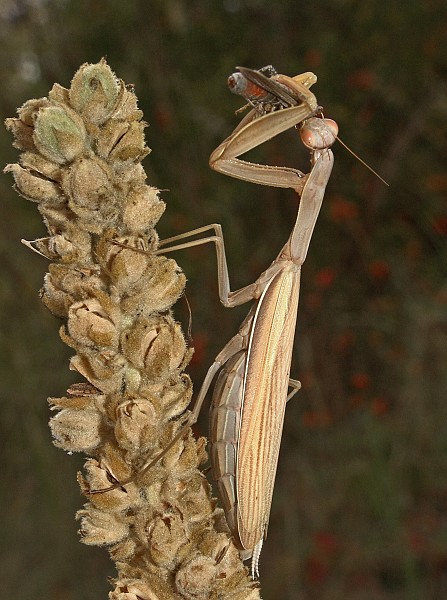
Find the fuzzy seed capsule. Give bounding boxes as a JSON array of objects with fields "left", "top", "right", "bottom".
[
  {"left": 34, "top": 105, "right": 87, "bottom": 164},
  {"left": 69, "top": 59, "right": 121, "bottom": 125},
  {"left": 4, "top": 163, "right": 61, "bottom": 203}
]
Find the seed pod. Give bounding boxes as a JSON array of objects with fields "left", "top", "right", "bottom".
[
  {"left": 114, "top": 398, "right": 158, "bottom": 458},
  {"left": 122, "top": 185, "right": 165, "bottom": 233},
  {"left": 34, "top": 105, "right": 88, "bottom": 164},
  {"left": 4, "top": 163, "right": 62, "bottom": 204},
  {"left": 109, "top": 121, "right": 149, "bottom": 162},
  {"left": 77, "top": 506, "right": 129, "bottom": 546},
  {"left": 67, "top": 296, "right": 120, "bottom": 349},
  {"left": 120, "top": 316, "right": 187, "bottom": 380},
  {"left": 69, "top": 59, "right": 121, "bottom": 126},
  {"left": 147, "top": 511, "right": 189, "bottom": 567},
  {"left": 49, "top": 405, "right": 103, "bottom": 452}
]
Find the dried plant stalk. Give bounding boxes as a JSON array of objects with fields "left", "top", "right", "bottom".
[{"left": 5, "top": 59, "right": 260, "bottom": 600}]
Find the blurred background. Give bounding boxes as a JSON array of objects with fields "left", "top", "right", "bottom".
[{"left": 1, "top": 1, "right": 447, "bottom": 598}]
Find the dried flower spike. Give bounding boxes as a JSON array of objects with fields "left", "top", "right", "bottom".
[{"left": 5, "top": 59, "right": 259, "bottom": 599}]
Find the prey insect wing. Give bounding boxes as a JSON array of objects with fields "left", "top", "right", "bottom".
[{"left": 236, "top": 66, "right": 301, "bottom": 107}]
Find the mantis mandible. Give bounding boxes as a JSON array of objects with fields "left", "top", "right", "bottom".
[{"left": 96, "top": 67, "right": 337, "bottom": 577}]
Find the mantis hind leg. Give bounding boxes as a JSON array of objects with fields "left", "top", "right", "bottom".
[{"left": 287, "top": 378, "right": 301, "bottom": 401}]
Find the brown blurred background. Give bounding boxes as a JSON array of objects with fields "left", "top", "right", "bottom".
[{"left": 1, "top": 1, "right": 447, "bottom": 598}]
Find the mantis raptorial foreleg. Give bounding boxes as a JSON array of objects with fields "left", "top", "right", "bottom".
[{"left": 210, "top": 103, "right": 313, "bottom": 190}]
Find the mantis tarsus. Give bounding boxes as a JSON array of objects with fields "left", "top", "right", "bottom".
[{"left": 96, "top": 67, "right": 337, "bottom": 578}]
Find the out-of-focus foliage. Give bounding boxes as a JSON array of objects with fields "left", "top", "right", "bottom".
[{"left": 1, "top": 1, "right": 446, "bottom": 599}]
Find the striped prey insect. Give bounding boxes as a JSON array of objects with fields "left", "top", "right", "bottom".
[
  {"left": 228, "top": 64, "right": 318, "bottom": 115},
  {"left": 94, "top": 67, "right": 337, "bottom": 578}
]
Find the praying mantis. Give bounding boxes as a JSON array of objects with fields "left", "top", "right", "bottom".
[{"left": 100, "top": 66, "right": 337, "bottom": 577}]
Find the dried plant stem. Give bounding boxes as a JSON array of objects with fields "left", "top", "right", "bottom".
[{"left": 5, "top": 59, "right": 260, "bottom": 600}]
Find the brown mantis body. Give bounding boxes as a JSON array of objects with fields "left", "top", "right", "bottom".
[
  {"left": 96, "top": 67, "right": 337, "bottom": 577},
  {"left": 158, "top": 69, "right": 336, "bottom": 576},
  {"left": 208, "top": 149, "right": 334, "bottom": 578}
]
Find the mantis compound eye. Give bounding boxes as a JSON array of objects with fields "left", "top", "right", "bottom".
[{"left": 300, "top": 117, "right": 338, "bottom": 150}]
